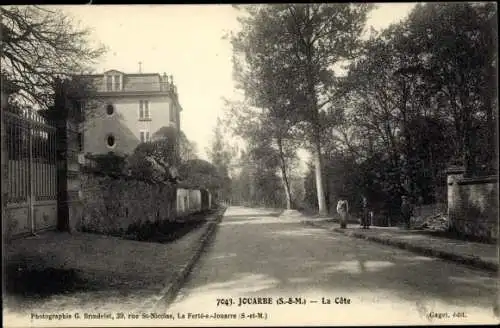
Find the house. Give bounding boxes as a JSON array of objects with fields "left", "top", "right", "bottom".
[{"left": 80, "top": 69, "right": 183, "bottom": 156}]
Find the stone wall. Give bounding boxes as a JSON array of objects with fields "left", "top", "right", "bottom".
[
  {"left": 80, "top": 172, "right": 177, "bottom": 234},
  {"left": 176, "top": 188, "right": 203, "bottom": 216},
  {"left": 447, "top": 169, "right": 499, "bottom": 241}
]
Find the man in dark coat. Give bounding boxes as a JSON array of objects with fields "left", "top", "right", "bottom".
[
  {"left": 401, "top": 195, "right": 413, "bottom": 229},
  {"left": 361, "top": 195, "right": 370, "bottom": 229}
]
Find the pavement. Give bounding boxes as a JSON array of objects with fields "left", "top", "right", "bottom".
[
  {"left": 167, "top": 206, "right": 499, "bottom": 326},
  {"left": 3, "top": 208, "right": 225, "bottom": 327},
  {"left": 4, "top": 206, "right": 498, "bottom": 326},
  {"left": 299, "top": 216, "right": 499, "bottom": 273}
]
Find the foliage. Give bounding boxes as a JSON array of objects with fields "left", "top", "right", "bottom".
[
  {"left": 83, "top": 152, "right": 127, "bottom": 177},
  {"left": 230, "top": 149, "right": 287, "bottom": 208},
  {"left": 400, "top": 2, "right": 498, "bottom": 176},
  {"left": 178, "top": 130, "right": 198, "bottom": 163},
  {"left": 231, "top": 3, "right": 374, "bottom": 214},
  {"left": 303, "top": 2, "right": 498, "bottom": 222},
  {"left": 223, "top": 99, "right": 300, "bottom": 209},
  {"left": 125, "top": 219, "right": 206, "bottom": 242},
  {"left": 206, "top": 117, "right": 234, "bottom": 201},
  {"left": 178, "top": 159, "right": 225, "bottom": 192},
  {"left": 124, "top": 128, "right": 179, "bottom": 183},
  {"left": 1, "top": 6, "right": 106, "bottom": 109},
  {"left": 125, "top": 146, "right": 173, "bottom": 183}
]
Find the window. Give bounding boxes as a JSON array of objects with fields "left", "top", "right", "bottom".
[
  {"left": 106, "top": 103, "right": 114, "bottom": 116},
  {"left": 106, "top": 76, "right": 113, "bottom": 91},
  {"left": 140, "top": 130, "right": 150, "bottom": 143},
  {"left": 80, "top": 100, "right": 87, "bottom": 112},
  {"left": 106, "top": 134, "right": 116, "bottom": 148},
  {"left": 106, "top": 74, "right": 122, "bottom": 91},
  {"left": 113, "top": 75, "right": 121, "bottom": 91},
  {"left": 139, "top": 100, "right": 150, "bottom": 120},
  {"left": 78, "top": 132, "right": 84, "bottom": 151},
  {"left": 77, "top": 100, "right": 87, "bottom": 122},
  {"left": 169, "top": 104, "right": 175, "bottom": 123}
]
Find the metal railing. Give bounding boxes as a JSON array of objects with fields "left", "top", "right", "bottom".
[{"left": 4, "top": 107, "right": 57, "bottom": 205}]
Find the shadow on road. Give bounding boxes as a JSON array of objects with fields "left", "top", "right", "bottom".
[
  {"left": 175, "top": 216, "right": 498, "bottom": 317},
  {"left": 223, "top": 213, "right": 284, "bottom": 220}
]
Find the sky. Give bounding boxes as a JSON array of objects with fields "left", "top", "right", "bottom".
[{"left": 60, "top": 3, "right": 417, "bottom": 162}]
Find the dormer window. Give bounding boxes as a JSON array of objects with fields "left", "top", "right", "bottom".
[
  {"left": 105, "top": 72, "right": 123, "bottom": 91},
  {"left": 113, "top": 75, "right": 121, "bottom": 91},
  {"left": 106, "top": 76, "right": 112, "bottom": 91}
]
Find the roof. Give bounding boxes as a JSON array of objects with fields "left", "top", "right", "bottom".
[
  {"left": 81, "top": 70, "right": 172, "bottom": 93},
  {"left": 78, "top": 70, "right": 182, "bottom": 111},
  {"left": 87, "top": 70, "right": 161, "bottom": 77}
]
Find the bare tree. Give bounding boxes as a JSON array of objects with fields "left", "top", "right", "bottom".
[{"left": 1, "top": 6, "right": 106, "bottom": 109}]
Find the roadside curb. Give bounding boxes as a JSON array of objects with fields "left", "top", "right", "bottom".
[
  {"left": 302, "top": 220, "right": 498, "bottom": 273},
  {"left": 144, "top": 208, "right": 226, "bottom": 311}
]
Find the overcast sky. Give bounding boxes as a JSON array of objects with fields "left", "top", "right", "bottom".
[{"left": 60, "top": 3, "right": 416, "bottom": 161}]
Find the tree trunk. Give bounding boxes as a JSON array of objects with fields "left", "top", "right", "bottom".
[
  {"left": 277, "top": 137, "right": 293, "bottom": 210},
  {"left": 301, "top": 15, "right": 327, "bottom": 216},
  {"left": 308, "top": 95, "right": 327, "bottom": 216},
  {"left": 314, "top": 135, "right": 328, "bottom": 216},
  {"left": 462, "top": 107, "right": 475, "bottom": 177},
  {"left": 485, "top": 61, "right": 497, "bottom": 174}
]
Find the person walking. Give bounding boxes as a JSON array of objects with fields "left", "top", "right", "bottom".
[
  {"left": 401, "top": 195, "right": 413, "bottom": 229},
  {"left": 361, "top": 195, "right": 370, "bottom": 229},
  {"left": 337, "top": 199, "right": 349, "bottom": 229}
]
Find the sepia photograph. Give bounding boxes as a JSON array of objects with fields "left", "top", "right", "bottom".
[{"left": 1, "top": 2, "right": 499, "bottom": 326}]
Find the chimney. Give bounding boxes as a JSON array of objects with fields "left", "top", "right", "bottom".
[
  {"left": 170, "top": 75, "right": 174, "bottom": 86},
  {"left": 138, "top": 61, "right": 142, "bottom": 73},
  {"left": 161, "top": 72, "right": 168, "bottom": 91}
]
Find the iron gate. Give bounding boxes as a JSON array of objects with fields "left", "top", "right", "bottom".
[{"left": 4, "top": 107, "right": 58, "bottom": 237}]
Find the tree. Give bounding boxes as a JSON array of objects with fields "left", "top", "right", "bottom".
[
  {"left": 206, "top": 117, "right": 234, "bottom": 202},
  {"left": 150, "top": 125, "right": 179, "bottom": 167},
  {"left": 324, "top": 2, "right": 498, "bottom": 223},
  {"left": 231, "top": 4, "right": 373, "bottom": 215},
  {"left": 1, "top": 6, "right": 106, "bottom": 109},
  {"left": 178, "top": 159, "right": 224, "bottom": 192},
  {"left": 397, "top": 2, "right": 498, "bottom": 176},
  {"left": 229, "top": 148, "right": 287, "bottom": 208},
  {"left": 178, "top": 130, "right": 198, "bottom": 163},
  {"left": 124, "top": 125, "right": 179, "bottom": 182},
  {"left": 223, "top": 99, "right": 300, "bottom": 209}
]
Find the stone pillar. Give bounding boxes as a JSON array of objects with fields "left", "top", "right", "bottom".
[
  {"left": 54, "top": 78, "right": 83, "bottom": 233},
  {"left": 446, "top": 165, "right": 465, "bottom": 232}
]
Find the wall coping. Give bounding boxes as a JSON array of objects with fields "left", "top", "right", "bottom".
[
  {"left": 446, "top": 165, "right": 466, "bottom": 175},
  {"left": 82, "top": 169, "right": 176, "bottom": 187},
  {"left": 448, "top": 175, "right": 499, "bottom": 186}
]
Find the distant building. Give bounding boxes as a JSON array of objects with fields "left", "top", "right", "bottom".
[{"left": 80, "top": 69, "right": 182, "bottom": 156}]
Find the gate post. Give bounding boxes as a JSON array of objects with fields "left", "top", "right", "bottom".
[{"left": 54, "top": 78, "right": 83, "bottom": 233}]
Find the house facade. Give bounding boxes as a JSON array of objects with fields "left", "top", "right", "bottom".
[{"left": 81, "top": 69, "right": 182, "bottom": 156}]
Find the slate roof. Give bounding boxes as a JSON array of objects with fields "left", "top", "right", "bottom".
[
  {"left": 82, "top": 70, "right": 173, "bottom": 93},
  {"left": 78, "top": 70, "right": 182, "bottom": 111}
]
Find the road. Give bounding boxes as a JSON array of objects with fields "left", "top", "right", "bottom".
[{"left": 167, "top": 206, "right": 498, "bottom": 326}]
